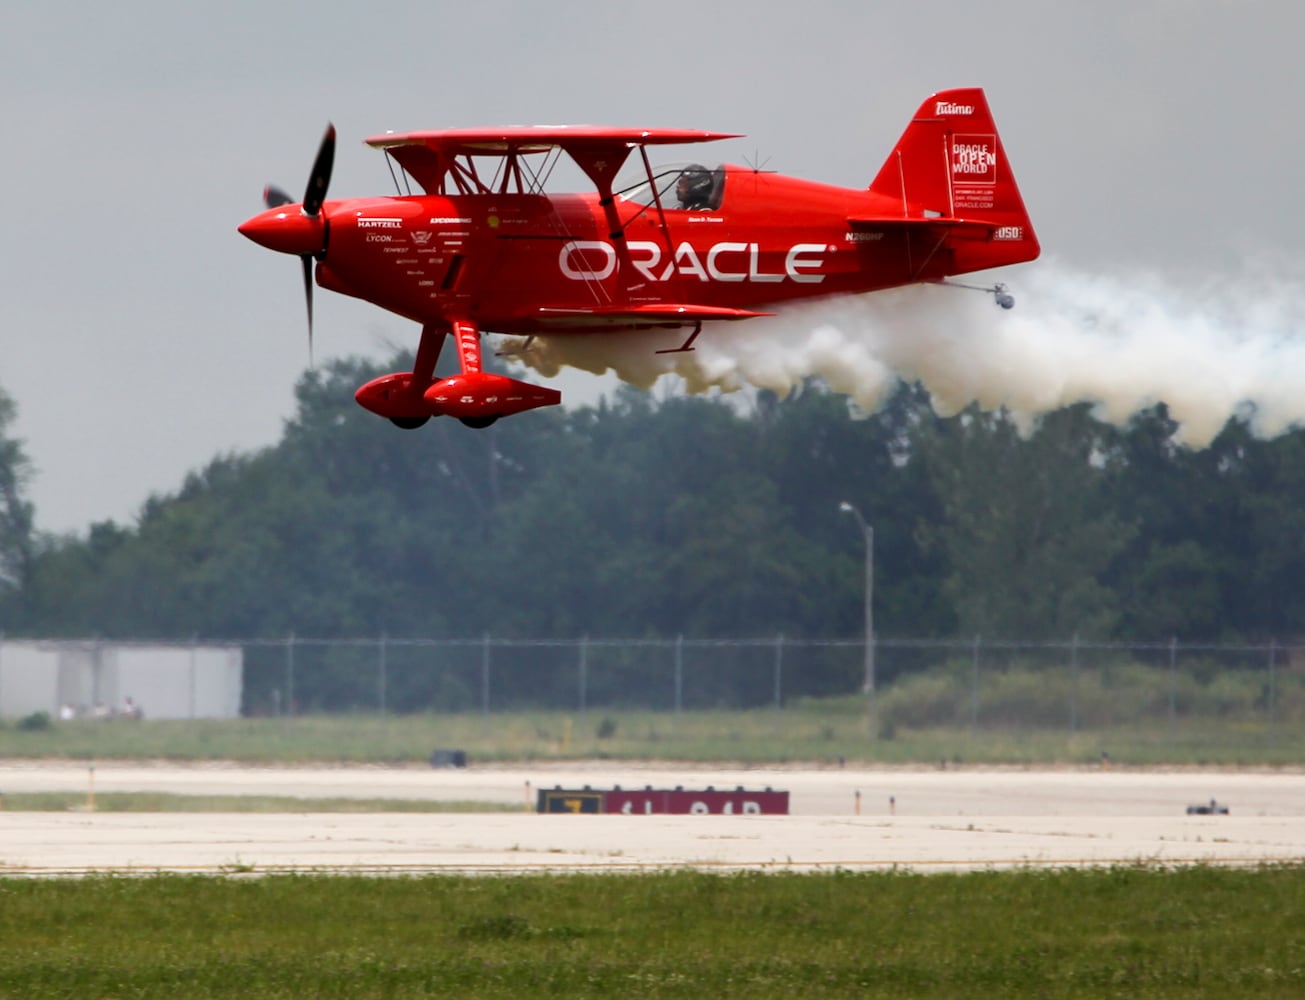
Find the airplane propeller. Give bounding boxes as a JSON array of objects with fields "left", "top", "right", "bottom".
[
  {"left": 253, "top": 124, "right": 336, "bottom": 365},
  {"left": 303, "top": 124, "right": 335, "bottom": 217},
  {"left": 301, "top": 125, "right": 335, "bottom": 364},
  {"left": 262, "top": 184, "right": 295, "bottom": 209}
]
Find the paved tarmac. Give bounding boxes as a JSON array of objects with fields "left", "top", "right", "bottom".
[{"left": 2, "top": 761, "right": 1302, "bottom": 875}]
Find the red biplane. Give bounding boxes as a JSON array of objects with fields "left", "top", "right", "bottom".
[{"left": 239, "top": 87, "right": 1039, "bottom": 428}]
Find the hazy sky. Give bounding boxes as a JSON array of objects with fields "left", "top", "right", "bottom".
[{"left": 4, "top": 1, "right": 1304, "bottom": 533}]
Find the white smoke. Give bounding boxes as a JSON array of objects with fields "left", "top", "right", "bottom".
[{"left": 506, "top": 261, "right": 1305, "bottom": 445}]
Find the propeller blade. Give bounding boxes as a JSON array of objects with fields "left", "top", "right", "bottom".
[
  {"left": 301, "top": 253, "right": 315, "bottom": 367},
  {"left": 263, "top": 184, "right": 295, "bottom": 209},
  {"left": 302, "top": 123, "right": 336, "bottom": 217}
]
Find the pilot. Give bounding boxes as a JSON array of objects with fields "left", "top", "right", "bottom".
[{"left": 676, "top": 164, "right": 714, "bottom": 210}]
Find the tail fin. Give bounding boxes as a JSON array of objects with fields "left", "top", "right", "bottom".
[{"left": 867, "top": 88, "right": 1039, "bottom": 271}]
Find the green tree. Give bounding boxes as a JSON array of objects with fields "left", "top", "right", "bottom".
[
  {"left": 1103, "top": 408, "right": 1293, "bottom": 641},
  {"left": 0, "top": 387, "right": 36, "bottom": 600},
  {"left": 764, "top": 381, "right": 951, "bottom": 639},
  {"left": 921, "top": 403, "right": 1132, "bottom": 639},
  {"left": 1239, "top": 429, "right": 1305, "bottom": 637}
]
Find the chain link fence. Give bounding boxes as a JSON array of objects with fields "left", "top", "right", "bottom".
[
  {"left": 232, "top": 635, "right": 1305, "bottom": 733},
  {"left": 241, "top": 636, "right": 862, "bottom": 716}
]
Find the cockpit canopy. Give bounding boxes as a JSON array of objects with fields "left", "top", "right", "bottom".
[{"left": 616, "top": 161, "right": 726, "bottom": 211}]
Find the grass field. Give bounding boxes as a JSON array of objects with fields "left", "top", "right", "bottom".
[
  {"left": 1, "top": 702, "right": 1302, "bottom": 767},
  {"left": 3, "top": 702, "right": 1301, "bottom": 997},
  {"left": 1, "top": 868, "right": 1303, "bottom": 998},
  {"left": 0, "top": 792, "right": 516, "bottom": 813}
]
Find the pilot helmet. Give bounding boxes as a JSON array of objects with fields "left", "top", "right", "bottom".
[{"left": 677, "top": 164, "right": 713, "bottom": 204}]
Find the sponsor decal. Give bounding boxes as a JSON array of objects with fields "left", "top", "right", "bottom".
[
  {"left": 428, "top": 217, "right": 472, "bottom": 224},
  {"left": 936, "top": 101, "right": 975, "bottom": 116},
  {"left": 992, "top": 226, "right": 1024, "bottom": 241},
  {"left": 410, "top": 231, "right": 433, "bottom": 245},
  {"left": 951, "top": 134, "right": 997, "bottom": 185},
  {"left": 366, "top": 233, "right": 395, "bottom": 243},
  {"left": 562, "top": 241, "right": 825, "bottom": 283},
  {"left": 559, "top": 241, "right": 618, "bottom": 282},
  {"left": 456, "top": 326, "right": 480, "bottom": 365},
  {"left": 845, "top": 232, "right": 884, "bottom": 243},
  {"left": 559, "top": 240, "right": 826, "bottom": 284},
  {"left": 358, "top": 217, "right": 403, "bottom": 228}
]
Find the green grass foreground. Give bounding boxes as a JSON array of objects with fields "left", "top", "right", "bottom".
[
  {"left": 2, "top": 703, "right": 1303, "bottom": 766},
  {"left": 1, "top": 868, "right": 1303, "bottom": 998}
]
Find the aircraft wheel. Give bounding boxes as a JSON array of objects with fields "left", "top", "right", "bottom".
[
  {"left": 389, "top": 416, "right": 430, "bottom": 430},
  {"left": 459, "top": 415, "right": 499, "bottom": 429}
]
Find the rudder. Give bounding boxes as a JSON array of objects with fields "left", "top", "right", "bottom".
[{"left": 868, "top": 88, "right": 1039, "bottom": 270}]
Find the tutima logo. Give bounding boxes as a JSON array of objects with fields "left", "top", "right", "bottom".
[{"left": 936, "top": 101, "right": 975, "bottom": 116}]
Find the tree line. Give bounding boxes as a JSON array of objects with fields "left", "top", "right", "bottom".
[{"left": 2, "top": 354, "right": 1303, "bottom": 656}]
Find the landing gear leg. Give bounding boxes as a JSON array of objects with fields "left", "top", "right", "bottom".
[
  {"left": 411, "top": 323, "right": 448, "bottom": 396},
  {"left": 387, "top": 323, "right": 446, "bottom": 428},
  {"left": 654, "top": 321, "right": 703, "bottom": 355}
]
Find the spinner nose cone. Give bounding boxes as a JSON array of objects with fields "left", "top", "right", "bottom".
[{"left": 238, "top": 206, "right": 326, "bottom": 256}]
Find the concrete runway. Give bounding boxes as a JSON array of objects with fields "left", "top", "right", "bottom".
[{"left": 2, "top": 761, "right": 1303, "bottom": 875}]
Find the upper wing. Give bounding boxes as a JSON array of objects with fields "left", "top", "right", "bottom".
[
  {"left": 365, "top": 126, "right": 739, "bottom": 154},
  {"left": 364, "top": 126, "right": 740, "bottom": 195}
]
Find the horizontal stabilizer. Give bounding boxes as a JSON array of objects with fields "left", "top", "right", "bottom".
[
  {"left": 847, "top": 217, "right": 1002, "bottom": 241},
  {"left": 844, "top": 215, "right": 1033, "bottom": 278}
]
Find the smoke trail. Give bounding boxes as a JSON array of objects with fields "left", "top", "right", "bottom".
[{"left": 508, "top": 261, "right": 1305, "bottom": 445}]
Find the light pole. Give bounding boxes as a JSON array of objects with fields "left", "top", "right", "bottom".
[{"left": 839, "top": 501, "right": 875, "bottom": 695}]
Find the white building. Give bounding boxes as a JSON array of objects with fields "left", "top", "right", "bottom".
[{"left": 0, "top": 640, "right": 243, "bottom": 720}]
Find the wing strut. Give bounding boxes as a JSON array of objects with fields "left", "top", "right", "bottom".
[
  {"left": 567, "top": 146, "right": 646, "bottom": 298},
  {"left": 639, "top": 145, "right": 679, "bottom": 279}
]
